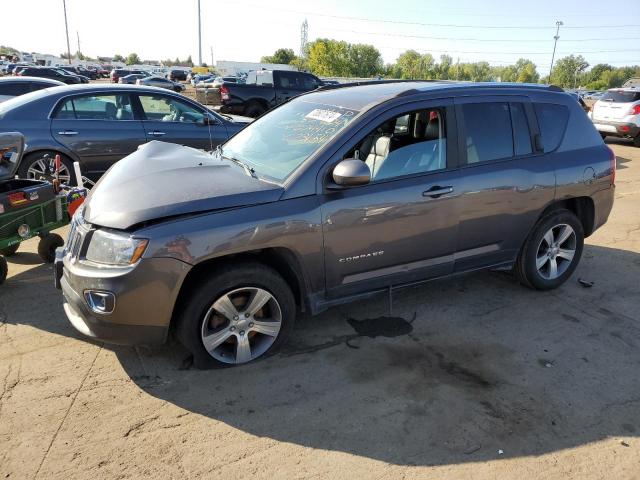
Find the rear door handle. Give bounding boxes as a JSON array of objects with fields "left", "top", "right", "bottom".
[
  {"left": 57, "top": 130, "right": 78, "bottom": 136},
  {"left": 423, "top": 186, "right": 453, "bottom": 198},
  {"left": 149, "top": 131, "right": 166, "bottom": 136}
]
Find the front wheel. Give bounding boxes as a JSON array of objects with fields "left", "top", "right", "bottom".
[
  {"left": 18, "top": 151, "right": 75, "bottom": 185},
  {"left": 515, "top": 209, "right": 584, "bottom": 290},
  {"left": 176, "top": 262, "right": 296, "bottom": 368}
]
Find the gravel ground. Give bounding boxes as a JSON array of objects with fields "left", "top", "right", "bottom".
[{"left": 1, "top": 140, "right": 639, "bottom": 480}]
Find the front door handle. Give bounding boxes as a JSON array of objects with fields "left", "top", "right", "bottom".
[
  {"left": 423, "top": 186, "right": 453, "bottom": 198},
  {"left": 57, "top": 130, "right": 78, "bottom": 136},
  {"left": 149, "top": 131, "right": 166, "bottom": 136}
]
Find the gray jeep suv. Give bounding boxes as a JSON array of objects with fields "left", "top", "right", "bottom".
[{"left": 55, "top": 81, "right": 615, "bottom": 367}]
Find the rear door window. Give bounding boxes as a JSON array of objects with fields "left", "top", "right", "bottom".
[
  {"left": 534, "top": 103, "right": 569, "bottom": 152},
  {"left": 462, "top": 102, "right": 513, "bottom": 163},
  {"left": 510, "top": 102, "right": 533, "bottom": 156},
  {"left": 54, "top": 94, "right": 131, "bottom": 120}
]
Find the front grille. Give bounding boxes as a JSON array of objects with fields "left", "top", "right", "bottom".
[{"left": 66, "top": 215, "right": 90, "bottom": 261}]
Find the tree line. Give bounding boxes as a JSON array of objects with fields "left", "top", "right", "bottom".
[{"left": 261, "top": 40, "right": 640, "bottom": 89}]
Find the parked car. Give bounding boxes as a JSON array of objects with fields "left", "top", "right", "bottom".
[
  {"left": 0, "top": 84, "right": 252, "bottom": 184},
  {"left": 169, "top": 69, "right": 188, "bottom": 82},
  {"left": 53, "top": 81, "right": 615, "bottom": 367},
  {"left": 15, "top": 66, "right": 85, "bottom": 84},
  {"left": 591, "top": 88, "right": 640, "bottom": 146},
  {"left": 196, "top": 76, "right": 237, "bottom": 89},
  {"left": 137, "top": 76, "right": 185, "bottom": 92},
  {"left": 119, "top": 73, "right": 150, "bottom": 84},
  {"left": 60, "top": 66, "right": 98, "bottom": 80},
  {"left": 190, "top": 73, "right": 214, "bottom": 86},
  {"left": 218, "top": 69, "right": 323, "bottom": 117},
  {"left": 3, "top": 63, "right": 31, "bottom": 75},
  {"left": 110, "top": 68, "right": 146, "bottom": 83},
  {"left": 0, "top": 77, "right": 64, "bottom": 102}
]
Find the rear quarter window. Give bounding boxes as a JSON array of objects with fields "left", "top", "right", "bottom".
[{"left": 534, "top": 103, "right": 569, "bottom": 152}]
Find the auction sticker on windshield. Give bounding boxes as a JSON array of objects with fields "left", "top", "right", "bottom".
[{"left": 305, "top": 108, "right": 343, "bottom": 123}]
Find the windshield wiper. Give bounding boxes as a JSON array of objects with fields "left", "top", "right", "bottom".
[{"left": 222, "top": 154, "right": 257, "bottom": 178}]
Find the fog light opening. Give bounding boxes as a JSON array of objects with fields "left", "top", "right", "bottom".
[{"left": 84, "top": 290, "right": 116, "bottom": 314}]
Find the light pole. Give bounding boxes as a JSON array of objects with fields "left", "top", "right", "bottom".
[
  {"left": 210, "top": 46, "right": 214, "bottom": 70},
  {"left": 573, "top": 65, "right": 580, "bottom": 89},
  {"left": 548, "top": 20, "right": 563, "bottom": 84},
  {"left": 197, "top": 0, "right": 202, "bottom": 66},
  {"left": 62, "top": 0, "right": 72, "bottom": 65}
]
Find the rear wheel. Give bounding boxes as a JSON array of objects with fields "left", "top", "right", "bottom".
[
  {"left": 38, "top": 233, "right": 64, "bottom": 263},
  {"left": 18, "top": 151, "right": 75, "bottom": 185},
  {"left": 176, "top": 262, "right": 295, "bottom": 368},
  {"left": 633, "top": 134, "right": 640, "bottom": 147},
  {"left": 515, "top": 209, "right": 584, "bottom": 290},
  {"left": 0, "top": 243, "right": 19, "bottom": 257},
  {"left": 244, "top": 102, "right": 266, "bottom": 118}
]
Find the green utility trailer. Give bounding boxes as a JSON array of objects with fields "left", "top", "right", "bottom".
[{"left": 0, "top": 133, "right": 67, "bottom": 284}]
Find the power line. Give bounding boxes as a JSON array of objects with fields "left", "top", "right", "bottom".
[{"left": 238, "top": 2, "right": 640, "bottom": 30}]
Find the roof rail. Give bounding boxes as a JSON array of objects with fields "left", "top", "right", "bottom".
[{"left": 316, "top": 79, "right": 458, "bottom": 91}]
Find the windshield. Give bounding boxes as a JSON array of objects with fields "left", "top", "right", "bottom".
[{"left": 221, "top": 99, "right": 359, "bottom": 183}]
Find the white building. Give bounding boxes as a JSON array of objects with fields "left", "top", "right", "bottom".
[{"left": 215, "top": 60, "right": 297, "bottom": 77}]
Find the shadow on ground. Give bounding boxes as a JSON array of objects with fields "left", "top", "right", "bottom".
[{"left": 3, "top": 244, "right": 639, "bottom": 466}]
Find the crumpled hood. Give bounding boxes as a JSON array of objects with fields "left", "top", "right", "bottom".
[{"left": 84, "top": 141, "right": 283, "bottom": 230}]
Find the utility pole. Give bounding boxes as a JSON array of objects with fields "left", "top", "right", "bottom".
[
  {"left": 197, "top": 0, "right": 202, "bottom": 66},
  {"left": 76, "top": 31, "right": 81, "bottom": 60},
  {"left": 62, "top": 0, "right": 72, "bottom": 64},
  {"left": 210, "top": 46, "right": 214, "bottom": 70},
  {"left": 300, "top": 19, "right": 308, "bottom": 58},
  {"left": 548, "top": 20, "right": 563, "bottom": 84}
]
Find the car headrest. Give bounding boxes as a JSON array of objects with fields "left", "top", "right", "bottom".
[{"left": 414, "top": 111, "right": 429, "bottom": 139}]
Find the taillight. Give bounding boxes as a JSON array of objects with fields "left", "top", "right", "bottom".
[
  {"left": 629, "top": 104, "right": 640, "bottom": 115},
  {"left": 608, "top": 146, "right": 616, "bottom": 186},
  {"left": 220, "top": 85, "right": 229, "bottom": 101},
  {"left": 8, "top": 192, "right": 27, "bottom": 206}
]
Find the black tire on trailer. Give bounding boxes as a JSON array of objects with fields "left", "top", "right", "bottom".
[
  {"left": 37, "top": 233, "right": 64, "bottom": 263},
  {"left": 0, "top": 243, "right": 19, "bottom": 256},
  {"left": 0, "top": 256, "right": 7, "bottom": 285}
]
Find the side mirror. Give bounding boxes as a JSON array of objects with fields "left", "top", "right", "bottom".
[
  {"left": 331, "top": 159, "right": 371, "bottom": 187},
  {"left": 201, "top": 113, "right": 218, "bottom": 126}
]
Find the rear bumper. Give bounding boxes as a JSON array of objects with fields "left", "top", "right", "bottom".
[{"left": 592, "top": 120, "right": 639, "bottom": 137}]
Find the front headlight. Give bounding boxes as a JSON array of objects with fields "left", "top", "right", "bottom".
[{"left": 85, "top": 230, "right": 148, "bottom": 266}]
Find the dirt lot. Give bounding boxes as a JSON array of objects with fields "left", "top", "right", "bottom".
[{"left": 1, "top": 140, "right": 639, "bottom": 479}]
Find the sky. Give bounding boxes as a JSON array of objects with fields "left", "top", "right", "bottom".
[{"left": 4, "top": 0, "right": 640, "bottom": 76}]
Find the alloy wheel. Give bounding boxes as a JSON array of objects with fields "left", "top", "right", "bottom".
[
  {"left": 26, "top": 156, "right": 71, "bottom": 183},
  {"left": 200, "top": 287, "right": 282, "bottom": 364},
  {"left": 536, "top": 224, "right": 577, "bottom": 280}
]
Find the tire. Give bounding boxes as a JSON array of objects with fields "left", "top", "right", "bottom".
[
  {"left": 18, "top": 151, "right": 76, "bottom": 185},
  {"left": 514, "top": 209, "right": 584, "bottom": 290},
  {"left": 633, "top": 135, "right": 640, "bottom": 148},
  {"left": 600, "top": 133, "right": 607, "bottom": 140},
  {"left": 0, "top": 256, "right": 7, "bottom": 285},
  {"left": 176, "top": 262, "right": 296, "bottom": 369},
  {"left": 0, "top": 243, "right": 19, "bottom": 256},
  {"left": 37, "top": 233, "right": 64, "bottom": 263},
  {"left": 244, "top": 102, "right": 266, "bottom": 118}
]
